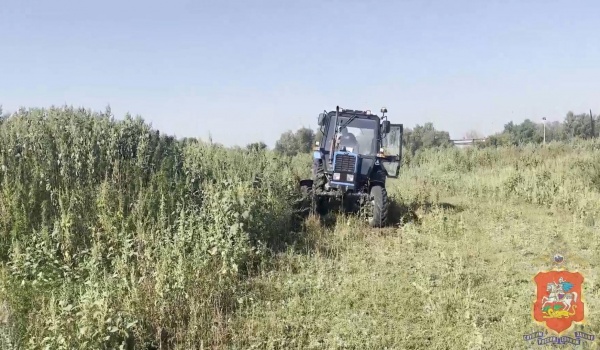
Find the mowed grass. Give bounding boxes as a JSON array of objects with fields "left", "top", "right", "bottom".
[{"left": 225, "top": 145, "right": 600, "bottom": 349}]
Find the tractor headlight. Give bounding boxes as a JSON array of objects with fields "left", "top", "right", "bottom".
[
  {"left": 333, "top": 173, "right": 340, "bottom": 180},
  {"left": 347, "top": 174, "right": 354, "bottom": 182}
]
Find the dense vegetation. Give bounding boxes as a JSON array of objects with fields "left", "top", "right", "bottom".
[
  {"left": 0, "top": 106, "right": 310, "bottom": 349},
  {"left": 1, "top": 106, "right": 600, "bottom": 349}
]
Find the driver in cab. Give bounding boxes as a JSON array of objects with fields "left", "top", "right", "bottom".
[{"left": 337, "top": 127, "right": 359, "bottom": 153}]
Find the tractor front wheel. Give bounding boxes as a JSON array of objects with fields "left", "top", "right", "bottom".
[{"left": 367, "top": 185, "right": 388, "bottom": 228}]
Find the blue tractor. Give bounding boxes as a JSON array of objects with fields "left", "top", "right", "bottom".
[{"left": 298, "top": 106, "right": 404, "bottom": 227}]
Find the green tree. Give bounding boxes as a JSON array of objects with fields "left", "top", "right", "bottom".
[
  {"left": 403, "top": 122, "right": 452, "bottom": 154},
  {"left": 484, "top": 132, "right": 512, "bottom": 147},
  {"left": 0, "top": 106, "right": 5, "bottom": 126},
  {"left": 501, "top": 119, "right": 542, "bottom": 145},
  {"left": 274, "top": 127, "right": 315, "bottom": 156},
  {"left": 246, "top": 141, "right": 268, "bottom": 152},
  {"left": 564, "top": 111, "right": 598, "bottom": 139},
  {"left": 543, "top": 120, "right": 567, "bottom": 142}
]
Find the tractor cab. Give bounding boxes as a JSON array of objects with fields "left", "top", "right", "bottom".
[{"left": 315, "top": 107, "right": 403, "bottom": 182}]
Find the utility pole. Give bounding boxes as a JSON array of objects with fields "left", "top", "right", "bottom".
[
  {"left": 591, "top": 109, "right": 595, "bottom": 139},
  {"left": 542, "top": 117, "right": 546, "bottom": 144}
]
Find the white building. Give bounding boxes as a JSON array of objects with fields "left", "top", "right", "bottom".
[{"left": 451, "top": 139, "right": 487, "bottom": 148}]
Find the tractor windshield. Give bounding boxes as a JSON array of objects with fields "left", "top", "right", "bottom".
[{"left": 325, "top": 117, "right": 378, "bottom": 156}]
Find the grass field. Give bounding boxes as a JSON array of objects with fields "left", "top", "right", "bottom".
[
  {"left": 224, "top": 144, "right": 600, "bottom": 349},
  {"left": 1, "top": 108, "right": 600, "bottom": 349}
]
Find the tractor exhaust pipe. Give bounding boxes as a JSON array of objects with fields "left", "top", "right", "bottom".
[{"left": 330, "top": 106, "right": 341, "bottom": 161}]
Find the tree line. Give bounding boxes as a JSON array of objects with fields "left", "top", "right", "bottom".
[
  {"left": 263, "top": 110, "right": 598, "bottom": 156},
  {"left": 3, "top": 105, "right": 596, "bottom": 156},
  {"left": 485, "top": 111, "right": 597, "bottom": 146}
]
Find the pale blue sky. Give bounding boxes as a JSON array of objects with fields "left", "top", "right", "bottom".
[{"left": 1, "top": 0, "right": 599, "bottom": 147}]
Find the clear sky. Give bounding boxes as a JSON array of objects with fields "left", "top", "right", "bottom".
[{"left": 1, "top": 0, "right": 599, "bottom": 147}]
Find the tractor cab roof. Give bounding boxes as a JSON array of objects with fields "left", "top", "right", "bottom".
[{"left": 327, "top": 109, "right": 381, "bottom": 120}]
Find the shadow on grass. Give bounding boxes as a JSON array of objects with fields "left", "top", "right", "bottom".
[
  {"left": 268, "top": 196, "right": 466, "bottom": 266},
  {"left": 290, "top": 198, "right": 464, "bottom": 236},
  {"left": 387, "top": 199, "right": 464, "bottom": 227}
]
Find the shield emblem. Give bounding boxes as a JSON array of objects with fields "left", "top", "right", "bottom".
[{"left": 533, "top": 270, "right": 584, "bottom": 334}]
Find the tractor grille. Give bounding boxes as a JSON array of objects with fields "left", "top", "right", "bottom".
[{"left": 334, "top": 154, "right": 357, "bottom": 173}]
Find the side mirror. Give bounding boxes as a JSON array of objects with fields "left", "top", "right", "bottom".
[
  {"left": 382, "top": 121, "right": 391, "bottom": 134},
  {"left": 318, "top": 113, "right": 326, "bottom": 126}
]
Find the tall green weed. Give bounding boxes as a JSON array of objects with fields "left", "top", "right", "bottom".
[{"left": 0, "top": 106, "right": 304, "bottom": 349}]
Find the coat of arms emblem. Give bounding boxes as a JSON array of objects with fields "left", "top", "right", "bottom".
[{"left": 533, "top": 269, "right": 585, "bottom": 334}]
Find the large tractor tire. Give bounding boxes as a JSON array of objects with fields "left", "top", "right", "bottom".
[
  {"left": 367, "top": 184, "right": 388, "bottom": 228},
  {"left": 312, "top": 159, "right": 327, "bottom": 190},
  {"left": 311, "top": 160, "right": 329, "bottom": 216}
]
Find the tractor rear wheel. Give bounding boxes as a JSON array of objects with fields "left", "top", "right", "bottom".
[
  {"left": 367, "top": 184, "right": 388, "bottom": 228},
  {"left": 312, "top": 159, "right": 327, "bottom": 189},
  {"left": 311, "top": 160, "right": 329, "bottom": 216}
]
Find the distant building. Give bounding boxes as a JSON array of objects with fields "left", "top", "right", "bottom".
[{"left": 451, "top": 139, "right": 487, "bottom": 148}]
